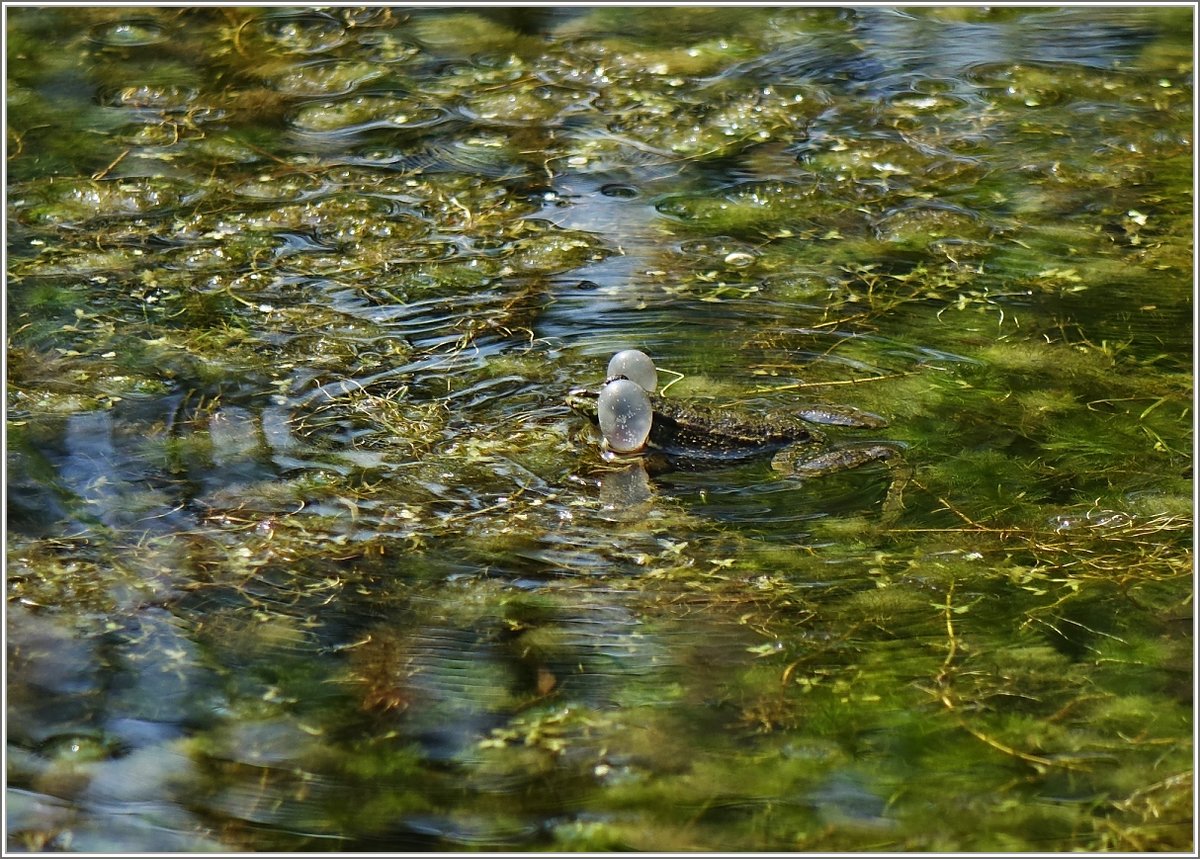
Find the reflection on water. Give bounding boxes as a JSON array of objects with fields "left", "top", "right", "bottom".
[
  {"left": 596, "top": 462, "right": 655, "bottom": 519},
  {"left": 6, "top": 5, "right": 1192, "bottom": 852}
]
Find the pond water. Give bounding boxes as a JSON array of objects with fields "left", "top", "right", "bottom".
[{"left": 6, "top": 6, "right": 1193, "bottom": 852}]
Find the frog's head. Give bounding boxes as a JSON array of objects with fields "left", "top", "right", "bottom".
[
  {"left": 566, "top": 385, "right": 601, "bottom": 425},
  {"left": 568, "top": 376, "right": 653, "bottom": 454},
  {"left": 568, "top": 348, "right": 657, "bottom": 423},
  {"left": 566, "top": 374, "right": 639, "bottom": 425}
]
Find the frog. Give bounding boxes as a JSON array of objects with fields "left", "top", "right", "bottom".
[{"left": 565, "top": 380, "right": 902, "bottom": 479}]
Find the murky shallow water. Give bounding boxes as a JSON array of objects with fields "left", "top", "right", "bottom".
[{"left": 6, "top": 6, "right": 1193, "bottom": 852}]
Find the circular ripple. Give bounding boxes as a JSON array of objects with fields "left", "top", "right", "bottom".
[
  {"left": 262, "top": 59, "right": 387, "bottom": 98},
  {"left": 290, "top": 94, "right": 447, "bottom": 134},
  {"left": 354, "top": 31, "right": 422, "bottom": 64},
  {"left": 242, "top": 13, "right": 348, "bottom": 55},
  {"left": 887, "top": 92, "right": 968, "bottom": 114},
  {"left": 87, "top": 18, "right": 168, "bottom": 47},
  {"left": 599, "top": 184, "right": 640, "bottom": 199},
  {"left": 382, "top": 132, "right": 528, "bottom": 178},
  {"left": 459, "top": 84, "right": 594, "bottom": 127},
  {"left": 964, "top": 62, "right": 1072, "bottom": 109},
  {"left": 11, "top": 177, "right": 204, "bottom": 226},
  {"left": 98, "top": 83, "right": 199, "bottom": 112},
  {"left": 231, "top": 173, "right": 327, "bottom": 202},
  {"left": 873, "top": 201, "right": 990, "bottom": 248}
]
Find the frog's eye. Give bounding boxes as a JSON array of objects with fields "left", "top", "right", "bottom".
[
  {"left": 606, "top": 349, "right": 657, "bottom": 393},
  {"left": 598, "top": 378, "right": 653, "bottom": 453}
]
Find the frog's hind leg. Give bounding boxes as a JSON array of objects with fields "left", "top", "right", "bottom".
[
  {"left": 795, "top": 405, "right": 888, "bottom": 429},
  {"left": 773, "top": 443, "right": 899, "bottom": 477},
  {"left": 774, "top": 443, "right": 910, "bottom": 523}
]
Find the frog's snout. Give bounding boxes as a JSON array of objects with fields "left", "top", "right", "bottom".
[{"left": 566, "top": 387, "right": 598, "bottom": 407}]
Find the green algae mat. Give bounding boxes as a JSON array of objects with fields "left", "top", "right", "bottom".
[{"left": 6, "top": 6, "right": 1192, "bottom": 852}]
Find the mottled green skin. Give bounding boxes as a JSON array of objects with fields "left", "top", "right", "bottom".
[
  {"left": 567, "top": 385, "right": 899, "bottom": 476},
  {"left": 639, "top": 395, "right": 824, "bottom": 457}
]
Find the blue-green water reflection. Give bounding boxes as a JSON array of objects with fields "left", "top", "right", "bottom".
[{"left": 7, "top": 6, "right": 1192, "bottom": 852}]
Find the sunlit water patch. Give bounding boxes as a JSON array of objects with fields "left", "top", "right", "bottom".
[{"left": 6, "top": 5, "right": 1192, "bottom": 853}]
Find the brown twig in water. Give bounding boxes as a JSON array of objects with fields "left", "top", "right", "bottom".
[
  {"left": 747, "top": 371, "right": 916, "bottom": 394},
  {"left": 931, "top": 578, "right": 1091, "bottom": 772},
  {"left": 92, "top": 148, "right": 130, "bottom": 180}
]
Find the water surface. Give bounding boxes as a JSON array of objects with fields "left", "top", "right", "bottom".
[{"left": 6, "top": 6, "right": 1193, "bottom": 852}]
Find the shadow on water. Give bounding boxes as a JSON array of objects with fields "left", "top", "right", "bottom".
[{"left": 6, "top": 5, "right": 1193, "bottom": 852}]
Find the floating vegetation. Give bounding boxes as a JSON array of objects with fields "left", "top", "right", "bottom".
[
  {"left": 236, "top": 12, "right": 350, "bottom": 56},
  {"left": 6, "top": 5, "right": 1192, "bottom": 854},
  {"left": 255, "top": 58, "right": 389, "bottom": 98},
  {"left": 11, "top": 176, "right": 205, "bottom": 226},
  {"left": 289, "top": 94, "right": 448, "bottom": 133},
  {"left": 86, "top": 16, "right": 170, "bottom": 48}
]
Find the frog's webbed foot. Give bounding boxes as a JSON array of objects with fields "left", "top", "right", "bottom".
[
  {"left": 795, "top": 405, "right": 888, "bottom": 429},
  {"left": 772, "top": 443, "right": 910, "bottom": 523}
]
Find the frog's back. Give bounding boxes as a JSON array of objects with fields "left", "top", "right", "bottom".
[{"left": 647, "top": 396, "right": 818, "bottom": 458}]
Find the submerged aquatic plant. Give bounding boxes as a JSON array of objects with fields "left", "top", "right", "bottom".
[{"left": 6, "top": 5, "right": 1192, "bottom": 853}]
